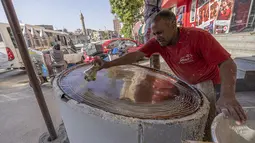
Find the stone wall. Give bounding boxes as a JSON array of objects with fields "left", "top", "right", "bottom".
[
  {"left": 213, "top": 32, "right": 255, "bottom": 58},
  {"left": 142, "top": 32, "right": 255, "bottom": 75}
]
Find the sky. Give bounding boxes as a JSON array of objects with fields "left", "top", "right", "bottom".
[{"left": 0, "top": 0, "right": 115, "bottom": 31}]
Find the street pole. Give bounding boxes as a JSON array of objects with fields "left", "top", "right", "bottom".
[{"left": 1, "top": 0, "right": 57, "bottom": 140}]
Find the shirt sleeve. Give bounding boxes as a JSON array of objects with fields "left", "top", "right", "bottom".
[
  {"left": 139, "top": 39, "right": 159, "bottom": 57},
  {"left": 197, "top": 30, "right": 231, "bottom": 65}
]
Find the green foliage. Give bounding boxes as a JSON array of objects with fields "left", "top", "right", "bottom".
[
  {"left": 109, "top": 0, "right": 144, "bottom": 38},
  {"left": 120, "top": 23, "right": 132, "bottom": 38},
  {"left": 102, "top": 31, "right": 109, "bottom": 40}
]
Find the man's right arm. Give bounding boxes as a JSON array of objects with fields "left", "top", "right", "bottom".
[
  {"left": 97, "top": 38, "right": 159, "bottom": 69},
  {"left": 104, "top": 51, "right": 145, "bottom": 68}
]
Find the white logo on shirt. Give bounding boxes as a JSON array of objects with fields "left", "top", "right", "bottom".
[{"left": 179, "top": 54, "right": 194, "bottom": 64}]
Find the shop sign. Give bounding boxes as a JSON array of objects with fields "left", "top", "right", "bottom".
[
  {"left": 177, "top": 5, "right": 186, "bottom": 27},
  {"left": 230, "top": 0, "right": 253, "bottom": 32},
  {"left": 190, "top": 0, "right": 197, "bottom": 23}
]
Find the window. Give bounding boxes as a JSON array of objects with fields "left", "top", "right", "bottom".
[
  {"left": 95, "top": 44, "right": 103, "bottom": 52},
  {"left": 0, "top": 33, "right": 3, "bottom": 42},
  {"left": 27, "top": 38, "right": 32, "bottom": 47},
  {"left": 125, "top": 40, "right": 137, "bottom": 47},
  {"left": 63, "top": 36, "right": 67, "bottom": 46},
  {"left": 67, "top": 48, "right": 76, "bottom": 54},
  {"left": 33, "top": 30, "right": 41, "bottom": 47},
  {"left": 46, "top": 32, "right": 52, "bottom": 37},
  {"left": 41, "top": 38, "right": 49, "bottom": 47},
  {"left": 58, "top": 36, "right": 67, "bottom": 46},
  {"left": 120, "top": 40, "right": 137, "bottom": 47},
  {"left": 109, "top": 40, "right": 121, "bottom": 48},
  {"left": 57, "top": 35, "right": 60, "bottom": 41},
  {"left": 22, "top": 28, "right": 32, "bottom": 47},
  {"left": 62, "top": 48, "right": 69, "bottom": 54},
  {"left": 40, "top": 31, "right": 49, "bottom": 47}
]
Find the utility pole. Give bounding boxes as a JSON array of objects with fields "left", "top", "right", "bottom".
[{"left": 1, "top": 0, "right": 57, "bottom": 140}]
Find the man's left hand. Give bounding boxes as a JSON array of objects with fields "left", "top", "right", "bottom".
[{"left": 216, "top": 95, "right": 247, "bottom": 123}]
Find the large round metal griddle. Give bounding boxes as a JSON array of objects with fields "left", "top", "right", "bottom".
[{"left": 57, "top": 64, "right": 203, "bottom": 119}]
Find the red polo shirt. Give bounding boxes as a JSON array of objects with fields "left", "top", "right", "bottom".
[{"left": 139, "top": 27, "right": 231, "bottom": 85}]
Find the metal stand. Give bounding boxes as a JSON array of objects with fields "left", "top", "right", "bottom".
[
  {"left": 1, "top": 0, "right": 57, "bottom": 140},
  {"left": 39, "top": 123, "right": 69, "bottom": 143}
]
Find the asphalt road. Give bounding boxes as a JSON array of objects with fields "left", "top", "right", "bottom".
[{"left": 0, "top": 70, "right": 62, "bottom": 143}]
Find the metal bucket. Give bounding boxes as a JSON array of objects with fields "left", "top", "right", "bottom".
[
  {"left": 211, "top": 107, "right": 255, "bottom": 143},
  {"left": 53, "top": 64, "right": 210, "bottom": 143}
]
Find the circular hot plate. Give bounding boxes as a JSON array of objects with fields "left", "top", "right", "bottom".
[{"left": 57, "top": 64, "right": 203, "bottom": 119}]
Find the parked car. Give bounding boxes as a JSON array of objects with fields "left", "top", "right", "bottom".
[
  {"left": 41, "top": 46, "right": 84, "bottom": 67},
  {"left": 82, "top": 39, "right": 144, "bottom": 64},
  {"left": 82, "top": 42, "right": 111, "bottom": 64},
  {"left": 0, "top": 25, "right": 21, "bottom": 70},
  {"left": 0, "top": 50, "right": 14, "bottom": 70},
  {"left": 27, "top": 46, "right": 83, "bottom": 82},
  {"left": 61, "top": 47, "right": 84, "bottom": 64},
  {"left": 102, "top": 38, "right": 144, "bottom": 54},
  {"left": 73, "top": 43, "right": 85, "bottom": 52}
]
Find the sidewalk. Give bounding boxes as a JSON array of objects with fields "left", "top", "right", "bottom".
[
  {"left": 0, "top": 82, "right": 62, "bottom": 143},
  {"left": 236, "top": 91, "right": 255, "bottom": 107}
]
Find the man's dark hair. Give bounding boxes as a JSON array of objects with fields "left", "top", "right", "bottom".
[{"left": 153, "top": 9, "right": 176, "bottom": 23}]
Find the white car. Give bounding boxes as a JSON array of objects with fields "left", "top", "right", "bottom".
[
  {"left": 0, "top": 51, "right": 8, "bottom": 69},
  {"left": 61, "top": 47, "right": 84, "bottom": 64},
  {"left": 0, "top": 48, "right": 15, "bottom": 70}
]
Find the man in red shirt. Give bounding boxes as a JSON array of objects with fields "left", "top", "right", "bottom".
[{"left": 95, "top": 9, "right": 246, "bottom": 137}]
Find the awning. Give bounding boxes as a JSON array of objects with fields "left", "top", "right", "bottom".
[{"left": 161, "top": 0, "right": 178, "bottom": 8}]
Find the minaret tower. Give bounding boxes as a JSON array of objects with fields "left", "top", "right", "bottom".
[{"left": 80, "top": 12, "right": 87, "bottom": 36}]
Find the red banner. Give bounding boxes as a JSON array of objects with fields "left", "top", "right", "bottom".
[{"left": 230, "top": 0, "right": 252, "bottom": 32}]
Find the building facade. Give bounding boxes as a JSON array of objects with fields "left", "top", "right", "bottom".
[
  {"left": 113, "top": 16, "right": 121, "bottom": 34},
  {"left": 69, "top": 33, "right": 87, "bottom": 45},
  {"left": 35, "top": 25, "right": 54, "bottom": 30},
  {"left": 108, "top": 30, "right": 118, "bottom": 39},
  {"left": 161, "top": 0, "right": 255, "bottom": 34}
]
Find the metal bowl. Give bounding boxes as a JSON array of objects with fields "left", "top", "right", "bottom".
[{"left": 57, "top": 64, "right": 203, "bottom": 120}]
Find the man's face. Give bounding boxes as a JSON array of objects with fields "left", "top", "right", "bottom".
[{"left": 151, "top": 18, "right": 176, "bottom": 46}]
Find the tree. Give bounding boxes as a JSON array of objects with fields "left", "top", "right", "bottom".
[
  {"left": 63, "top": 28, "right": 68, "bottom": 33},
  {"left": 120, "top": 23, "right": 132, "bottom": 38},
  {"left": 109, "top": 0, "right": 144, "bottom": 38},
  {"left": 75, "top": 28, "right": 82, "bottom": 34}
]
